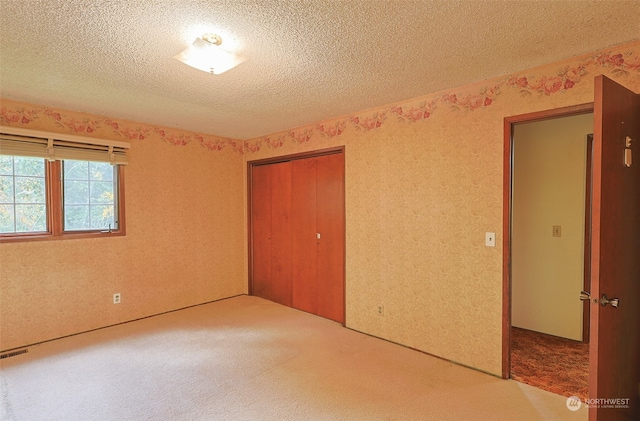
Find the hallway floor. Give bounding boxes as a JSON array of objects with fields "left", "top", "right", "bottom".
[{"left": 511, "top": 327, "right": 589, "bottom": 400}]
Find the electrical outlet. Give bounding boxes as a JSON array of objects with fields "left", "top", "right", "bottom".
[
  {"left": 113, "top": 293, "right": 121, "bottom": 304},
  {"left": 377, "top": 304, "right": 384, "bottom": 316}
]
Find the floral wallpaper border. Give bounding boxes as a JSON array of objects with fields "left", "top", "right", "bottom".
[
  {"left": 246, "top": 48, "right": 639, "bottom": 153},
  {"left": 1, "top": 46, "right": 639, "bottom": 156},
  {"left": 0, "top": 103, "right": 244, "bottom": 154}
]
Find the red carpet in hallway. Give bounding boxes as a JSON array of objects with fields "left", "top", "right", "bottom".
[{"left": 510, "top": 327, "right": 589, "bottom": 400}]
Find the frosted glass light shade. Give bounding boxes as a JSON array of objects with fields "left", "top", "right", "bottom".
[{"left": 174, "top": 37, "right": 245, "bottom": 75}]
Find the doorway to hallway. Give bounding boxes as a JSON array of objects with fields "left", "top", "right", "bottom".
[{"left": 505, "top": 107, "right": 594, "bottom": 399}]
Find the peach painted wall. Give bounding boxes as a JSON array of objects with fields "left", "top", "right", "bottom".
[
  {"left": 0, "top": 104, "right": 246, "bottom": 351},
  {"left": 243, "top": 40, "right": 640, "bottom": 375}
]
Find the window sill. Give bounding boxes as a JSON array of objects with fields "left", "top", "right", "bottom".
[{"left": 0, "top": 230, "right": 126, "bottom": 243}]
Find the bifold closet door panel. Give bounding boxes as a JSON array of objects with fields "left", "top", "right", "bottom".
[
  {"left": 251, "top": 162, "right": 293, "bottom": 306},
  {"left": 251, "top": 164, "right": 273, "bottom": 301},
  {"left": 269, "top": 161, "right": 293, "bottom": 306},
  {"left": 315, "top": 153, "right": 345, "bottom": 323},
  {"left": 292, "top": 158, "right": 318, "bottom": 314}
]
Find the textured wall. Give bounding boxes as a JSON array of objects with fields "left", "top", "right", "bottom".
[
  {"left": 244, "top": 41, "right": 640, "bottom": 375},
  {"left": 0, "top": 104, "right": 246, "bottom": 351},
  {"left": 512, "top": 114, "right": 592, "bottom": 341}
]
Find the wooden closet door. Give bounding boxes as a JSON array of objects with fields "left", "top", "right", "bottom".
[
  {"left": 251, "top": 164, "right": 272, "bottom": 300},
  {"left": 292, "top": 158, "right": 318, "bottom": 314},
  {"left": 269, "top": 162, "right": 293, "bottom": 306},
  {"left": 315, "top": 153, "right": 345, "bottom": 323},
  {"left": 250, "top": 151, "right": 344, "bottom": 324},
  {"left": 251, "top": 162, "right": 292, "bottom": 306}
]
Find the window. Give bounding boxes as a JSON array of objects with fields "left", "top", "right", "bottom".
[
  {"left": 63, "top": 160, "right": 118, "bottom": 231},
  {"left": 0, "top": 156, "right": 47, "bottom": 233},
  {"left": 0, "top": 126, "right": 129, "bottom": 242}
]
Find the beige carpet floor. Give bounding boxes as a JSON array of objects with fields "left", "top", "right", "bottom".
[{"left": 1, "top": 295, "right": 587, "bottom": 421}]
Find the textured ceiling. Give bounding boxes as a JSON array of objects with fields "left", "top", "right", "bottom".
[{"left": 1, "top": 0, "right": 639, "bottom": 140}]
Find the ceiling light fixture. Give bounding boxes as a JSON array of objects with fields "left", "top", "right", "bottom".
[{"left": 173, "top": 33, "right": 245, "bottom": 75}]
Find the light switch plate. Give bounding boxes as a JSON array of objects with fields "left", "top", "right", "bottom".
[{"left": 485, "top": 232, "right": 496, "bottom": 247}]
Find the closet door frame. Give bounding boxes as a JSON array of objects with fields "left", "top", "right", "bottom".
[{"left": 247, "top": 146, "right": 345, "bottom": 324}]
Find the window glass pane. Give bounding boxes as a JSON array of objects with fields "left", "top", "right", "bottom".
[
  {"left": 64, "top": 160, "right": 89, "bottom": 180},
  {"left": 0, "top": 204, "right": 16, "bottom": 233},
  {"left": 90, "top": 181, "right": 114, "bottom": 204},
  {"left": 0, "top": 175, "right": 15, "bottom": 203},
  {"left": 64, "top": 180, "right": 89, "bottom": 205},
  {"left": 14, "top": 157, "right": 45, "bottom": 177},
  {"left": 0, "top": 156, "right": 13, "bottom": 175},
  {"left": 15, "top": 177, "right": 46, "bottom": 204},
  {"left": 0, "top": 156, "right": 47, "bottom": 234},
  {"left": 90, "top": 205, "right": 115, "bottom": 229},
  {"left": 63, "top": 160, "right": 118, "bottom": 231},
  {"left": 89, "top": 162, "right": 114, "bottom": 182},
  {"left": 65, "top": 205, "right": 90, "bottom": 230},
  {"left": 15, "top": 204, "right": 47, "bottom": 232}
]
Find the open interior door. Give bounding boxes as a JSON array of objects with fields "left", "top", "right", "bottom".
[{"left": 589, "top": 75, "right": 640, "bottom": 420}]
